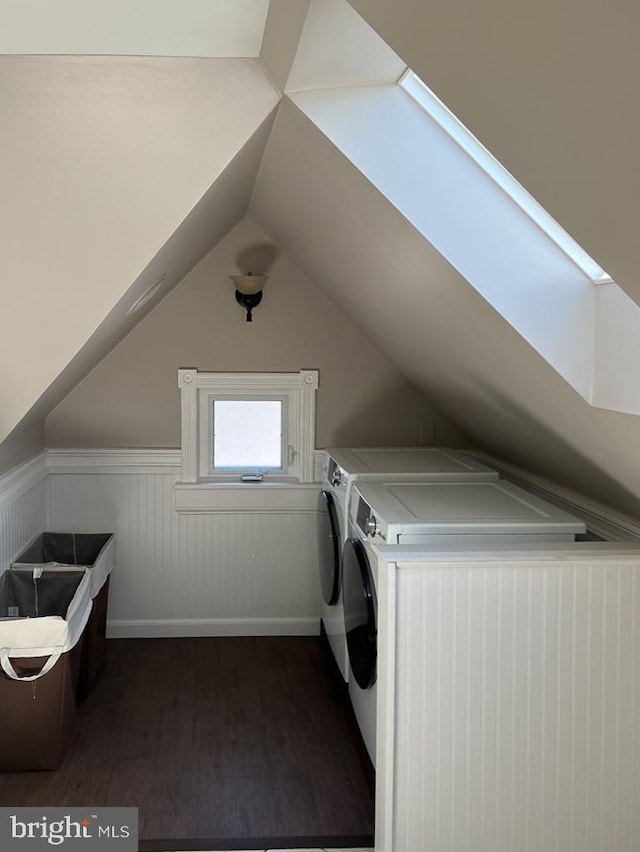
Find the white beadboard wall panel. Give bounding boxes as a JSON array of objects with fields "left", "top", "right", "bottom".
[
  {"left": 0, "top": 459, "right": 48, "bottom": 574},
  {"left": 48, "top": 472, "right": 322, "bottom": 636},
  {"left": 391, "top": 559, "right": 640, "bottom": 852}
]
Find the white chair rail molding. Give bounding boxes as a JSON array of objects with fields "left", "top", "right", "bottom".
[{"left": 175, "top": 368, "right": 320, "bottom": 513}]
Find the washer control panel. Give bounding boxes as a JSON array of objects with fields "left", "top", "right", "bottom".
[
  {"left": 357, "top": 495, "right": 378, "bottom": 538},
  {"left": 326, "top": 457, "right": 345, "bottom": 487}
]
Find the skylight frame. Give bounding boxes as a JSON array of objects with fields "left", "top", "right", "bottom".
[{"left": 398, "top": 69, "right": 613, "bottom": 286}]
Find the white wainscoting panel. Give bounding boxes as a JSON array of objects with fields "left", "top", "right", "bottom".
[
  {"left": 391, "top": 557, "right": 640, "bottom": 852},
  {"left": 0, "top": 454, "right": 48, "bottom": 573},
  {"left": 49, "top": 471, "right": 322, "bottom": 637}
]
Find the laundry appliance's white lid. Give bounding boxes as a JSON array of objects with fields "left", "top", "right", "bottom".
[
  {"left": 326, "top": 447, "right": 498, "bottom": 480},
  {"left": 354, "top": 479, "right": 586, "bottom": 540}
]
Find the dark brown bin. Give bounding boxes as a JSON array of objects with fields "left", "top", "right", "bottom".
[
  {"left": 0, "top": 654, "right": 77, "bottom": 771},
  {"left": 0, "top": 569, "right": 91, "bottom": 771},
  {"left": 12, "top": 532, "right": 114, "bottom": 700},
  {"left": 78, "top": 574, "right": 110, "bottom": 699}
]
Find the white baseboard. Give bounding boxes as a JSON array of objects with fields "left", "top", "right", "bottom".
[{"left": 106, "top": 617, "right": 321, "bottom": 639}]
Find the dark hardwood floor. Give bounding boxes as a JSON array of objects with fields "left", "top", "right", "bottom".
[{"left": 0, "top": 637, "right": 374, "bottom": 849}]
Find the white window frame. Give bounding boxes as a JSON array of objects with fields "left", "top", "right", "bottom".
[
  {"left": 204, "top": 394, "right": 288, "bottom": 477},
  {"left": 398, "top": 68, "right": 614, "bottom": 286},
  {"left": 178, "top": 369, "right": 319, "bottom": 484}
]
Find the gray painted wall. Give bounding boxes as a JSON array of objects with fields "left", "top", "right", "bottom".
[{"left": 45, "top": 218, "right": 462, "bottom": 451}]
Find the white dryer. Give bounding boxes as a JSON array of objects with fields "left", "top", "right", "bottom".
[
  {"left": 352, "top": 478, "right": 586, "bottom": 547},
  {"left": 342, "top": 478, "right": 586, "bottom": 765},
  {"left": 318, "top": 448, "right": 498, "bottom": 683},
  {"left": 342, "top": 516, "right": 379, "bottom": 766}
]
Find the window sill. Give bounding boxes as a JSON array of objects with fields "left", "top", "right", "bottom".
[{"left": 174, "top": 481, "right": 320, "bottom": 514}]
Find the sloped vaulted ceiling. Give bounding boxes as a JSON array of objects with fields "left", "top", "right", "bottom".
[
  {"left": 250, "top": 98, "right": 640, "bottom": 516},
  {"left": 251, "top": 0, "right": 640, "bottom": 516},
  {"left": 0, "top": 55, "right": 279, "bottom": 442},
  {"left": 2, "top": 0, "right": 640, "bottom": 517}
]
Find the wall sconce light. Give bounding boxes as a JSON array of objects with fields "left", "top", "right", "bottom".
[{"left": 230, "top": 273, "right": 268, "bottom": 322}]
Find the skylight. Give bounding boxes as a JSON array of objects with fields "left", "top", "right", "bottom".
[
  {"left": 285, "top": 0, "right": 640, "bottom": 415},
  {"left": 398, "top": 69, "right": 614, "bottom": 286}
]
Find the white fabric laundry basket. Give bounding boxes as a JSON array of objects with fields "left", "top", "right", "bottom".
[
  {"left": 12, "top": 532, "right": 114, "bottom": 698},
  {"left": 0, "top": 568, "right": 92, "bottom": 771}
]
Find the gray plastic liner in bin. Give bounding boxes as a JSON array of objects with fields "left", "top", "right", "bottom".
[
  {"left": 0, "top": 569, "right": 91, "bottom": 771},
  {"left": 12, "top": 532, "right": 114, "bottom": 699}
]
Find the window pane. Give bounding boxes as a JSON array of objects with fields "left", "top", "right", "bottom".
[{"left": 213, "top": 400, "right": 283, "bottom": 470}]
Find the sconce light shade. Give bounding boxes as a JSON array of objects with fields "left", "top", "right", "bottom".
[
  {"left": 230, "top": 274, "right": 268, "bottom": 295},
  {"left": 230, "top": 273, "right": 268, "bottom": 322}
]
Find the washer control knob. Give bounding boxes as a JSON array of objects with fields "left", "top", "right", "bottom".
[
  {"left": 365, "top": 515, "right": 377, "bottom": 537},
  {"left": 331, "top": 469, "right": 343, "bottom": 486}
]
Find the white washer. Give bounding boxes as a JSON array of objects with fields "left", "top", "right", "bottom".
[
  {"left": 326, "top": 447, "right": 499, "bottom": 539},
  {"left": 318, "top": 479, "right": 349, "bottom": 680},
  {"left": 319, "top": 448, "right": 498, "bottom": 682},
  {"left": 342, "top": 478, "right": 586, "bottom": 765}
]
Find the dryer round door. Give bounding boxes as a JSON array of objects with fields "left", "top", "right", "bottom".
[
  {"left": 318, "top": 490, "right": 341, "bottom": 605},
  {"left": 342, "top": 537, "right": 377, "bottom": 689}
]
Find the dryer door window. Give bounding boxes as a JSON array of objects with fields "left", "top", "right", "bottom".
[
  {"left": 343, "top": 538, "right": 377, "bottom": 689},
  {"left": 318, "top": 490, "right": 341, "bottom": 605}
]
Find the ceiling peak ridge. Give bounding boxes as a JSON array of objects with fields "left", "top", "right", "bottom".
[{"left": 285, "top": 79, "right": 399, "bottom": 96}]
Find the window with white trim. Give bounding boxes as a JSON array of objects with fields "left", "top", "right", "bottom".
[
  {"left": 211, "top": 398, "right": 284, "bottom": 473},
  {"left": 398, "top": 68, "right": 614, "bottom": 286},
  {"left": 177, "top": 369, "right": 319, "bottom": 484}
]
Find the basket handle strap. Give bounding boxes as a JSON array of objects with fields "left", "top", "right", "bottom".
[{"left": 0, "top": 649, "right": 63, "bottom": 682}]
